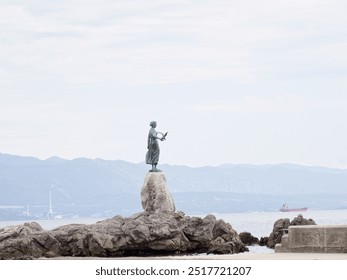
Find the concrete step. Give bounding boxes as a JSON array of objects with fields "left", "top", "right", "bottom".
[{"left": 276, "top": 225, "right": 347, "bottom": 253}]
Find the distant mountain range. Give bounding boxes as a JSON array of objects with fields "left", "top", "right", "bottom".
[{"left": 0, "top": 153, "right": 346, "bottom": 220}]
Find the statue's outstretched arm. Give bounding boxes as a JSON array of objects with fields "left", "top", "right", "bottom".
[{"left": 157, "top": 132, "right": 168, "bottom": 141}]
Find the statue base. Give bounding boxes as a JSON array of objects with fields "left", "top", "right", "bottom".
[{"left": 141, "top": 172, "right": 175, "bottom": 214}]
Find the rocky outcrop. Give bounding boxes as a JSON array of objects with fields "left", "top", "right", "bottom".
[
  {"left": 0, "top": 211, "right": 247, "bottom": 259},
  {"left": 266, "top": 214, "right": 316, "bottom": 248},
  {"left": 0, "top": 222, "right": 60, "bottom": 259},
  {"left": 266, "top": 218, "right": 290, "bottom": 248},
  {"left": 239, "top": 232, "right": 259, "bottom": 246},
  {"left": 141, "top": 172, "right": 175, "bottom": 214},
  {"left": 289, "top": 214, "right": 316, "bottom": 226},
  {"left": 258, "top": 236, "right": 269, "bottom": 246},
  {"left": 0, "top": 172, "right": 248, "bottom": 259},
  {"left": 0, "top": 222, "right": 43, "bottom": 242}
]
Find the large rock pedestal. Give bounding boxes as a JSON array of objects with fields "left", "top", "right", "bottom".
[{"left": 141, "top": 172, "right": 175, "bottom": 214}]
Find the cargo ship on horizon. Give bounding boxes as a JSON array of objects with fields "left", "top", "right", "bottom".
[{"left": 279, "top": 203, "right": 308, "bottom": 212}]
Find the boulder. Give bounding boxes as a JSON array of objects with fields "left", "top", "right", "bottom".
[
  {"left": 239, "top": 231, "right": 259, "bottom": 246},
  {"left": 0, "top": 222, "right": 43, "bottom": 242},
  {"left": 290, "top": 214, "right": 316, "bottom": 226},
  {"left": 258, "top": 236, "right": 269, "bottom": 246},
  {"left": 141, "top": 172, "right": 175, "bottom": 214},
  {"left": 267, "top": 218, "right": 290, "bottom": 248},
  {"left": 0, "top": 222, "right": 60, "bottom": 259},
  {"left": 0, "top": 211, "right": 247, "bottom": 259}
]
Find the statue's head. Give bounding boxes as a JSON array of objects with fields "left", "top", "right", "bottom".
[{"left": 150, "top": 121, "right": 157, "bottom": 128}]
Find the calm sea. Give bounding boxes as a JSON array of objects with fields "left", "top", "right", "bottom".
[{"left": 1, "top": 209, "right": 346, "bottom": 254}]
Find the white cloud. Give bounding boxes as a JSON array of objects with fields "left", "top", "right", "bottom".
[
  {"left": 1, "top": 0, "right": 345, "bottom": 86},
  {"left": 1, "top": 0, "right": 347, "bottom": 167},
  {"left": 191, "top": 94, "right": 319, "bottom": 114}
]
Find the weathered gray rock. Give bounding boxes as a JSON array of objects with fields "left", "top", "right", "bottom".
[
  {"left": 267, "top": 218, "right": 290, "bottom": 248},
  {"left": 290, "top": 214, "right": 316, "bottom": 226},
  {"left": 0, "top": 222, "right": 60, "bottom": 259},
  {"left": 141, "top": 172, "right": 175, "bottom": 214},
  {"left": 0, "top": 211, "right": 247, "bottom": 259},
  {"left": 266, "top": 214, "right": 316, "bottom": 248},
  {"left": 0, "top": 222, "right": 43, "bottom": 242},
  {"left": 258, "top": 236, "right": 269, "bottom": 246},
  {"left": 239, "top": 232, "right": 259, "bottom": 246}
]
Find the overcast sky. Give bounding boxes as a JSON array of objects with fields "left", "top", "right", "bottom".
[{"left": 1, "top": 0, "right": 347, "bottom": 168}]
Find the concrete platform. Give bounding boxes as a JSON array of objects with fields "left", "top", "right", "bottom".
[{"left": 275, "top": 225, "right": 347, "bottom": 253}]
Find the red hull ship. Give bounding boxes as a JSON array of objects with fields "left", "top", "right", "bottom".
[{"left": 279, "top": 203, "right": 308, "bottom": 212}]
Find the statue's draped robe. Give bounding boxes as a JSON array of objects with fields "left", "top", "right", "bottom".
[{"left": 146, "top": 129, "right": 160, "bottom": 165}]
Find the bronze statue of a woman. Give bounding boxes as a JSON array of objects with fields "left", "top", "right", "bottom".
[{"left": 145, "top": 121, "right": 167, "bottom": 172}]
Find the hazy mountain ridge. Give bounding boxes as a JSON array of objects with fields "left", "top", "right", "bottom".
[
  {"left": 0, "top": 153, "right": 346, "bottom": 219},
  {"left": 162, "top": 163, "right": 347, "bottom": 194}
]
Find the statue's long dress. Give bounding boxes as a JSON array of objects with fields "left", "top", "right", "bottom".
[{"left": 146, "top": 130, "right": 160, "bottom": 165}]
